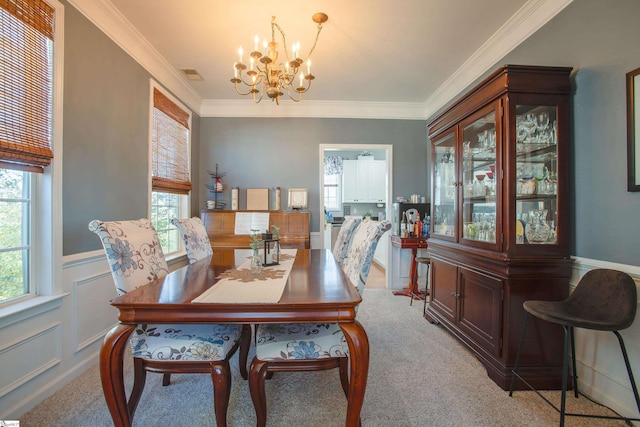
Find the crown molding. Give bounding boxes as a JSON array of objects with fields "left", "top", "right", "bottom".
[
  {"left": 69, "top": 0, "right": 572, "bottom": 120},
  {"left": 423, "top": 0, "right": 574, "bottom": 120},
  {"left": 200, "top": 99, "right": 427, "bottom": 119},
  {"left": 67, "top": 0, "right": 202, "bottom": 113}
]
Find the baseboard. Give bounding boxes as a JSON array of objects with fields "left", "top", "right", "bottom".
[{"left": 4, "top": 349, "right": 100, "bottom": 419}]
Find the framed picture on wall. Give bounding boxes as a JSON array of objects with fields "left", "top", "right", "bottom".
[
  {"left": 288, "top": 188, "right": 308, "bottom": 210},
  {"left": 627, "top": 67, "right": 640, "bottom": 192}
]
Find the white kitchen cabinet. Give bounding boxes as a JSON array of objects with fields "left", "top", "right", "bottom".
[
  {"left": 342, "top": 159, "right": 386, "bottom": 203},
  {"left": 342, "top": 160, "right": 359, "bottom": 202},
  {"left": 368, "top": 160, "right": 386, "bottom": 202}
]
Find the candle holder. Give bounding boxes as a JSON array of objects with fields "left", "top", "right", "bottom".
[{"left": 262, "top": 238, "right": 280, "bottom": 266}]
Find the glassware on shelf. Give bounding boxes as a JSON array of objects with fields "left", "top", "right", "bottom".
[
  {"left": 536, "top": 112, "right": 550, "bottom": 131},
  {"left": 525, "top": 209, "right": 551, "bottom": 244},
  {"left": 474, "top": 174, "right": 486, "bottom": 197},
  {"left": 486, "top": 171, "right": 495, "bottom": 196}
]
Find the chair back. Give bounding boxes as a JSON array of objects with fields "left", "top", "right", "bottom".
[
  {"left": 171, "top": 216, "right": 213, "bottom": 264},
  {"left": 88, "top": 219, "right": 169, "bottom": 295},
  {"left": 569, "top": 268, "right": 637, "bottom": 330},
  {"left": 342, "top": 219, "right": 391, "bottom": 294},
  {"left": 331, "top": 217, "right": 362, "bottom": 265}
]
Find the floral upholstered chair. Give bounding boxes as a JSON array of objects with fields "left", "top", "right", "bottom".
[
  {"left": 342, "top": 218, "right": 391, "bottom": 294},
  {"left": 171, "top": 216, "right": 213, "bottom": 264},
  {"left": 88, "top": 219, "right": 250, "bottom": 426},
  {"left": 248, "top": 219, "right": 391, "bottom": 427},
  {"left": 331, "top": 216, "right": 362, "bottom": 265}
]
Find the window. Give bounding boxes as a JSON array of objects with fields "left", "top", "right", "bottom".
[
  {"left": 0, "top": 169, "right": 30, "bottom": 302},
  {"left": 324, "top": 174, "right": 342, "bottom": 211},
  {"left": 149, "top": 83, "right": 191, "bottom": 256},
  {"left": 151, "top": 191, "right": 181, "bottom": 254},
  {"left": 0, "top": 0, "right": 62, "bottom": 305}
]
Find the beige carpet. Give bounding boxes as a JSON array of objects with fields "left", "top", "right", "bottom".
[{"left": 20, "top": 289, "right": 630, "bottom": 426}]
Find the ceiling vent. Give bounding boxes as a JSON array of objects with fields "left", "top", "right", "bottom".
[{"left": 180, "top": 68, "right": 204, "bottom": 81}]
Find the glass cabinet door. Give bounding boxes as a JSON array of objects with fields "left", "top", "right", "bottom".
[
  {"left": 461, "top": 107, "right": 499, "bottom": 246},
  {"left": 432, "top": 132, "right": 456, "bottom": 239},
  {"left": 515, "top": 104, "right": 558, "bottom": 245}
]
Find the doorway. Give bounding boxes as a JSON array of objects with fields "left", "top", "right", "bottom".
[{"left": 319, "top": 144, "right": 393, "bottom": 289}]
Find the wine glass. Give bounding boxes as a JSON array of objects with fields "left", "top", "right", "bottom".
[
  {"left": 474, "top": 174, "right": 485, "bottom": 197},
  {"left": 486, "top": 171, "right": 495, "bottom": 195},
  {"left": 537, "top": 111, "right": 550, "bottom": 131}
]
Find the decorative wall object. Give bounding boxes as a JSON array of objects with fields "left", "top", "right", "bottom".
[
  {"left": 627, "top": 67, "right": 640, "bottom": 192},
  {"left": 288, "top": 188, "right": 308, "bottom": 209}
]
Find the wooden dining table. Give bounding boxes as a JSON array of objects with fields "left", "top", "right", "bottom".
[{"left": 100, "top": 248, "right": 368, "bottom": 427}]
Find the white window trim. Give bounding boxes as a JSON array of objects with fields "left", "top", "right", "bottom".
[{"left": 148, "top": 80, "right": 191, "bottom": 258}]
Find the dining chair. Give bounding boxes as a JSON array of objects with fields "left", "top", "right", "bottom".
[
  {"left": 509, "top": 268, "right": 640, "bottom": 426},
  {"left": 331, "top": 216, "right": 362, "bottom": 265},
  {"left": 89, "top": 218, "right": 250, "bottom": 427},
  {"left": 249, "top": 219, "right": 391, "bottom": 427},
  {"left": 171, "top": 216, "right": 213, "bottom": 264}
]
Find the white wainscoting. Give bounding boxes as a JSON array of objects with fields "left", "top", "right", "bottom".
[
  {"left": 0, "top": 253, "right": 638, "bottom": 420},
  {"left": 0, "top": 250, "right": 187, "bottom": 419},
  {"left": 310, "top": 231, "right": 321, "bottom": 249},
  {"left": 570, "top": 257, "right": 640, "bottom": 421}
]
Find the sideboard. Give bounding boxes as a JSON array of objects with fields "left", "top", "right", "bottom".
[{"left": 200, "top": 210, "right": 310, "bottom": 249}]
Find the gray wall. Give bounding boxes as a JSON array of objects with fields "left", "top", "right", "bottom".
[
  {"left": 62, "top": 3, "right": 200, "bottom": 255},
  {"left": 61, "top": 0, "right": 640, "bottom": 266},
  {"left": 497, "top": 0, "right": 640, "bottom": 265},
  {"left": 199, "top": 118, "right": 429, "bottom": 232}
]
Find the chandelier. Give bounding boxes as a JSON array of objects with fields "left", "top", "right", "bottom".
[{"left": 231, "top": 13, "right": 328, "bottom": 105}]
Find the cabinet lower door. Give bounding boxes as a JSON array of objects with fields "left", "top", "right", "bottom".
[
  {"left": 457, "top": 268, "right": 503, "bottom": 357},
  {"left": 430, "top": 257, "right": 458, "bottom": 324}
]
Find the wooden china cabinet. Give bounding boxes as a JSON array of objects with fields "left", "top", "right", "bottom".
[{"left": 426, "top": 65, "right": 574, "bottom": 390}]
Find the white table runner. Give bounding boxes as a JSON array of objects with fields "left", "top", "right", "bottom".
[{"left": 192, "top": 249, "right": 297, "bottom": 304}]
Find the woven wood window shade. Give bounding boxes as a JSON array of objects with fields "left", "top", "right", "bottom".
[
  {"left": 0, "top": 0, "right": 55, "bottom": 173},
  {"left": 152, "top": 88, "right": 192, "bottom": 194}
]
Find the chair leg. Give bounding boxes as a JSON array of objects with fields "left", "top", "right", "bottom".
[
  {"left": 128, "top": 357, "right": 147, "bottom": 418},
  {"left": 239, "top": 325, "right": 251, "bottom": 380},
  {"left": 162, "top": 373, "right": 171, "bottom": 386},
  {"left": 423, "top": 264, "right": 430, "bottom": 315},
  {"left": 249, "top": 357, "right": 269, "bottom": 427},
  {"left": 569, "top": 326, "right": 578, "bottom": 398},
  {"left": 614, "top": 330, "right": 640, "bottom": 415},
  {"left": 509, "top": 312, "right": 530, "bottom": 395},
  {"left": 211, "top": 360, "right": 231, "bottom": 427}
]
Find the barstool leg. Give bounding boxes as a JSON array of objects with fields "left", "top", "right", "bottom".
[
  {"left": 569, "top": 326, "right": 578, "bottom": 398},
  {"left": 613, "top": 330, "right": 640, "bottom": 414},
  {"left": 509, "top": 312, "right": 530, "bottom": 395},
  {"left": 559, "top": 325, "right": 570, "bottom": 427}
]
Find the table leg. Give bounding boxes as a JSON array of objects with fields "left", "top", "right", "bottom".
[
  {"left": 392, "top": 247, "right": 424, "bottom": 299},
  {"left": 101, "top": 324, "right": 135, "bottom": 427},
  {"left": 340, "top": 321, "right": 369, "bottom": 427}
]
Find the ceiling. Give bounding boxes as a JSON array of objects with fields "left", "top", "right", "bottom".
[{"left": 70, "top": 0, "right": 574, "bottom": 118}]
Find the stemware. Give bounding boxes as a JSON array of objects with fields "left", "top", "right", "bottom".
[
  {"left": 474, "top": 174, "right": 486, "bottom": 197},
  {"left": 537, "top": 112, "right": 550, "bottom": 131}
]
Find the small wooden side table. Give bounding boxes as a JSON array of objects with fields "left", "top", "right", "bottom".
[{"left": 391, "top": 235, "right": 428, "bottom": 300}]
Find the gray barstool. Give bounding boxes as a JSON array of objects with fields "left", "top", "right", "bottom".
[
  {"left": 510, "top": 268, "right": 640, "bottom": 426},
  {"left": 411, "top": 256, "right": 430, "bottom": 307}
]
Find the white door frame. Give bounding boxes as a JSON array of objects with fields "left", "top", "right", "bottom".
[{"left": 319, "top": 143, "right": 393, "bottom": 289}]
